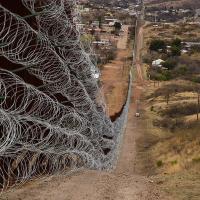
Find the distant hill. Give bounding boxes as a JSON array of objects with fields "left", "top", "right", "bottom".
[
  {"left": 144, "top": 0, "right": 200, "bottom": 9},
  {"left": 89, "top": 0, "right": 137, "bottom": 7}
]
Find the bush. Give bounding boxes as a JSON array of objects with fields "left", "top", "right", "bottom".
[
  {"left": 171, "top": 45, "right": 181, "bottom": 56},
  {"left": 151, "top": 83, "right": 199, "bottom": 98},
  {"left": 150, "top": 70, "right": 172, "bottom": 81},
  {"left": 160, "top": 71, "right": 172, "bottom": 81},
  {"left": 162, "top": 59, "right": 177, "bottom": 70},
  {"left": 175, "top": 64, "right": 188, "bottom": 76},
  {"left": 171, "top": 38, "right": 182, "bottom": 48},
  {"left": 149, "top": 39, "right": 166, "bottom": 52},
  {"left": 161, "top": 103, "right": 198, "bottom": 118},
  {"left": 171, "top": 160, "right": 178, "bottom": 165},
  {"left": 153, "top": 118, "right": 184, "bottom": 131},
  {"left": 191, "top": 76, "right": 200, "bottom": 83},
  {"left": 157, "top": 160, "right": 163, "bottom": 167},
  {"left": 164, "top": 71, "right": 172, "bottom": 79}
]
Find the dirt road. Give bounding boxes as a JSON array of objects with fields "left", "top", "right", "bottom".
[{"left": 4, "top": 24, "right": 164, "bottom": 200}]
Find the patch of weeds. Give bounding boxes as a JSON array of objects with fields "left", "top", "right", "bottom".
[
  {"left": 157, "top": 160, "right": 164, "bottom": 167},
  {"left": 171, "top": 160, "right": 178, "bottom": 165}
]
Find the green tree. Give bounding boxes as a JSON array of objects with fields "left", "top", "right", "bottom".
[
  {"left": 149, "top": 39, "right": 166, "bottom": 52},
  {"left": 114, "top": 21, "right": 122, "bottom": 33},
  {"left": 98, "top": 16, "right": 103, "bottom": 29}
]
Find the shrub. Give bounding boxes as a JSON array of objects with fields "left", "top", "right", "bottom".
[
  {"left": 171, "top": 45, "right": 181, "bottom": 56},
  {"left": 191, "top": 76, "right": 200, "bottom": 83},
  {"left": 171, "top": 38, "right": 182, "bottom": 48},
  {"left": 161, "top": 71, "right": 172, "bottom": 80},
  {"left": 150, "top": 70, "right": 172, "bottom": 81},
  {"left": 152, "top": 83, "right": 199, "bottom": 98},
  {"left": 171, "top": 160, "right": 178, "bottom": 165},
  {"left": 157, "top": 160, "right": 163, "bottom": 167},
  {"left": 161, "top": 103, "right": 198, "bottom": 118},
  {"left": 156, "top": 73, "right": 168, "bottom": 81},
  {"left": 175, "top": 64, "right": 188, "bottom": 76},
  {"left": 153, "top": 118, "right": 184, "bottom": 131}
]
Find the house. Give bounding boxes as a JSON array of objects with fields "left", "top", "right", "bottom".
[
  {"left": 182, "top": 42, "right": 200, "bottom": 50},
  {"left": 109, "top": 21, "right": 116, "bottom": 27},
  {"left": 195, "top": 9, "right": 200, "bottom": 23},
  {"left": 181, "top": 49, "right": 188, "bottom": 54},
  {"left": 92, "top": 39, "right": 111, "bottom": 47},
  {"left": 152, "top": 59, "right": 164, "bottom": 67},
  {"left": 91, "top": 21, "right": 100, "bottom": 28},
  {"left": 105, "top": 18, "right": 118, "bottom": 25},
  {"left": 167, "top": 45, "right": 171, "bottom": 53}
]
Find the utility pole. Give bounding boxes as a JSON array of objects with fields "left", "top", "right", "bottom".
[
  {"left": 197, "top": 92, "right": 200, "bottom": 121},
  {"left": 154, "top": 11, "right": 157, "bottom": 23},
  {"left": 133, "top": 0, "right": 144, "bottom": 62}
]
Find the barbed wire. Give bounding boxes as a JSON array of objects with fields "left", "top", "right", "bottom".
[{"left": 0, "top": 0, "right": 132, "bottom": 192}]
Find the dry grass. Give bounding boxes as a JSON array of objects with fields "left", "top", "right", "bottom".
[
  {"left": 138, "top": 19, "right": 200, "bottom": 199},
  {"left": 135, "top": 79, "right": 200, "bottom": 200},
  {"left": 155, "top": 171, "right": 200, "bottom": 200}
]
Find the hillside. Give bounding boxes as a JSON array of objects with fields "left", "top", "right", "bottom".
[{"left": 144, "top": 0, "right": 200, "bottom": 8}]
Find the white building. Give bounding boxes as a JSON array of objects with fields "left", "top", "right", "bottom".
[{"left": 152, "top": 59, "right": 164, "bottom": 67}]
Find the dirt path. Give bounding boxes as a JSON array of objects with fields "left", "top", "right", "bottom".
[
  {"left": 101, "top": 25, "right": 130, "bottom": 116},
  {"left": 4, "top": 24, "right": 165, "bottom": 200},
  {"left": 135, "top": 27, "right": 144, "bottom": 82}
]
